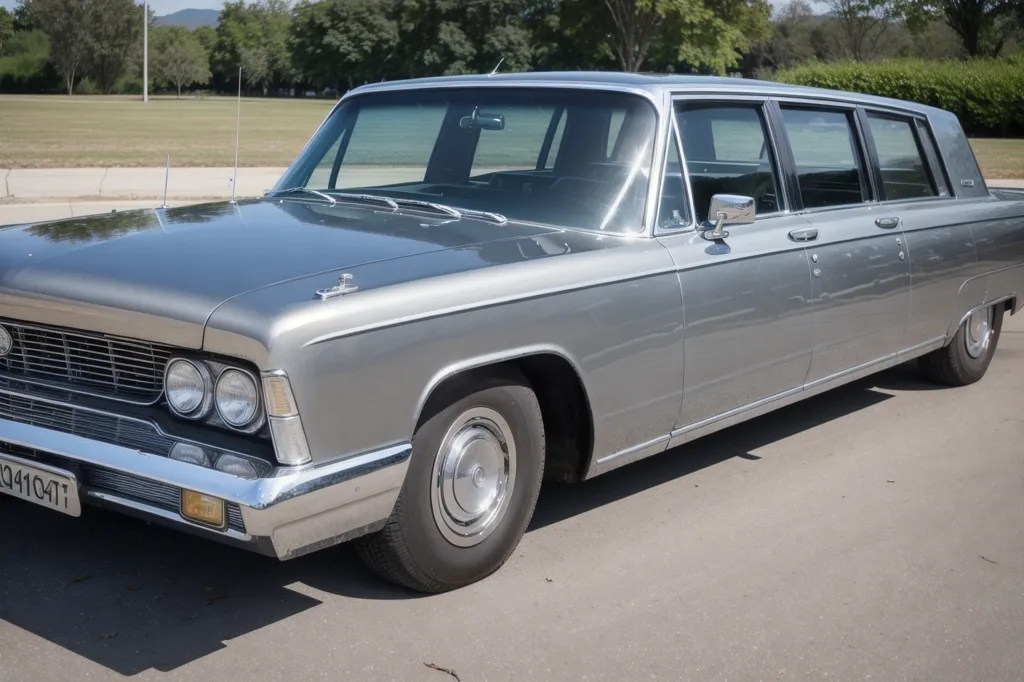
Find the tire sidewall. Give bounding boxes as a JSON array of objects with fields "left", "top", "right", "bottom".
[
  {"left": 953, "top": 305, "right": 1004, "bottom": 381},
  {"left": 397, "top": 378, "right": 544, "bottom": 588}
]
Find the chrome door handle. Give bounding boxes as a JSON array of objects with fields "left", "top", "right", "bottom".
[
  {"left": 875, "top": 217, "right": 900, "bottom": 229},
  {"left": 788, "top": 227, "right": 818, "bottom": 242}
]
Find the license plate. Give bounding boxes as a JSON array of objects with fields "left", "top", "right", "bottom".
[{"left": 0, "top": 454, "right": 81, "bottom": 517}]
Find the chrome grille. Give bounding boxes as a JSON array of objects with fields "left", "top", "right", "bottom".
[
  {"left": 0, "top": 392, "right": 175, "bottom": 456},
  {"left": 0, "top": 320, "right": 173, "bottom": 404}
]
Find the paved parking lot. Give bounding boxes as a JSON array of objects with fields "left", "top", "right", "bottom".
[{"left": 2, "top": 314, "right": 1024, "bottom": 681}]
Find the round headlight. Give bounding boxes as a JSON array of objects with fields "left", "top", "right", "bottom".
[
  {"left": 169, "top": 442, "right": 211, "bottom": 467},
  {"left": 165, "top": 359, "right": 211, "bottom": 417},
  {"left": 215, "top": 454, "right": 259, "bottom": 479},
  {"left": 215, "top": 369, "right": 259, "bottom": 428}
]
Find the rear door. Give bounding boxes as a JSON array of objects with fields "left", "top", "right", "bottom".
[
  {"left": 773, "top": 102, "right": 911, "bottom": 384},
  {"left": 657, "top": 99, "right": 816, "bottom": 433}
]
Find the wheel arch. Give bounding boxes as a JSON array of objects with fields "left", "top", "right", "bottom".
[
  {"left": 414, "top": 346, "right": 595, "bottom": 483},
  {"left": 946, "top": 293, "right": 1016, "bottom": 342}
]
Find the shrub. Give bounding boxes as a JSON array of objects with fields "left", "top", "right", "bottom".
[
  {"left": 774, "top": 59, "right": 1024, "bottom": 137},
  {"left": 74, "top": 76, "right": 99, "bottom": 95}
]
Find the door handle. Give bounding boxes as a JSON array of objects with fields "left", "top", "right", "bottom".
[
  {"left": 788, "top": 227, "right": 818, "bottom": 242},
  {"left": 875, "top": 216, "right": 900, "bottom": 229}
]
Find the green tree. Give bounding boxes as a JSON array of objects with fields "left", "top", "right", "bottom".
[
  {"left": 151, "top": 25, "right": 211, "bottom": 97},
  {"left": 0, "top": 8, "right": 14, "bottom": 54},
  {"left": 825, "top": 0, "right": 904, "bottom": 60},
  {"left": 24, "top": 0, "right": 90, "bottom": 94},
  {"left": 291, "top": 0, "right": 399, "bottom": 91},
  {"left": 193, "top": 24, "right": 217, "bottom": 57},
  {"left": 239, "top": 44, "right": 269, "bottom": 91},
  {"left": 213, "top": 0, "right": 292, "bottom": 93},
  {"left": 85, "top": 0, "right": 142, "bottom": 94},
  {"left": 600, "top": 0, "right": 772, "bottom": 73},
  {"left": 905, "top": 0, "right": 1019, "bottom": 56}
]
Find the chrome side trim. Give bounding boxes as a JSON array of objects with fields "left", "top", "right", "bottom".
[
  {"left": 590, "top": 434, "right": 670, "bottom": 476},
  {"left": 303, "top": 267, "right": 680, "bottom": 347},
  {"left": 587, "top": 337, "right": 945, "bottom": 477}
]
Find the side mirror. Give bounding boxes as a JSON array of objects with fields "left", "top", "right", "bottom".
[{"left": 702, "top": 194, "right": 755, "bottom": 241}]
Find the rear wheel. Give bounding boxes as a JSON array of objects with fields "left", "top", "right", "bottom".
[
  {"left": 354, "top": 369, "right": 545, "bottom": 593},
  {"left": 918, "top": 304, "right": 1004, "bottom": 386}
]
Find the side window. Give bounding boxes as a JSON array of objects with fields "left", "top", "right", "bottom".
[
  {"left": 779, "top": 107, "right": 868, "bottom": 209},
  {"left": 471, "top": 105, "right": 562, "bottom": 177},
  {"left": 867, "top": 113, "right": 937, "bottom": 200},
  {"left": 676, "top": 102, "right": 781, "bottom": 222}
]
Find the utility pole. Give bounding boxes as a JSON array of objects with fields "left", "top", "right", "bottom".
[{"left": 143, "top": 0, "right": 149, "bottom": 103}]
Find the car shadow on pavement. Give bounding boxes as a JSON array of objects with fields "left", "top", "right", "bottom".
[
  {"left": 531, "top": 369, "right": 901, "bottom": 531},
  {"left": 0, "top": 367, "right": 907, "bottom": 675}
]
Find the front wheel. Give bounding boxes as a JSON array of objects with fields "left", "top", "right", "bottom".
[
  {"left": 354, "top": 370, "right": 545, "bottom": 593},
  {"left": 918, "top": 304, "right": 1004, "bottom": 386}
]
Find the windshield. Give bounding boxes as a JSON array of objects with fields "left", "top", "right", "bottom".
[{"left": 274, "top": 87, "right": 659, "bottom": 234}]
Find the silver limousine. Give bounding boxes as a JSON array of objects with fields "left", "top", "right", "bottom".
[{"left": 2, "top": 73, "right": 1023, "bottom": 592}]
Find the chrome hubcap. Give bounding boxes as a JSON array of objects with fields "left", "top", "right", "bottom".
[
  {"left": 965, "top": 307, "right": 992, "bottom": 359},
  {"left": 431, "top": 407, "right": 516, "bottom": 547}
]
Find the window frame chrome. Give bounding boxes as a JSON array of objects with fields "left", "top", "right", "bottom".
[
  {"left": 771, "top": 96, "right": 878, "bottom": 216},
  {"left": 655, "top": 94, "right": 791, "bottom": 236},
  {"left": 277, "top": 82, "right": 666, "bottom": 239},
  {"left": 860, "top": 108, "right": 944, "bottom": 204}
]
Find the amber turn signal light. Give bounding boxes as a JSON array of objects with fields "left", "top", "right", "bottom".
[{"left": 181, "top": 490, "right": 226, "bottom": 528}]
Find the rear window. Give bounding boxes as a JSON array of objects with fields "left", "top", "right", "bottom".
[{"left": 867, "top": 114, "right": 937, "bottom": 201}]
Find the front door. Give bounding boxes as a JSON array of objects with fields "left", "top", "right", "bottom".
[
  {"left": 775, "top": 105, "right": 911, "bottom": 384},
  {"left": 657, "top": 100, "right": 816, "bottom": 432}
]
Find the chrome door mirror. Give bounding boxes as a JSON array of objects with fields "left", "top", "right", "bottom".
[{"left": 702, "top": 194, "right": 755, "bottom": 241}]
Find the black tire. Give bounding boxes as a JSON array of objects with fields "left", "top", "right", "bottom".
[
  {"left": 918, "top": 304, "right": 1004, "bottom": 386},
  {"left": 354, "top": 368, "right": 545, "bottom": 593}
]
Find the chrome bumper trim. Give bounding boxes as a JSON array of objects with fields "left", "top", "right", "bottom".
[{"left": 0, "top": 416, "right": 411, "bottom": 559}]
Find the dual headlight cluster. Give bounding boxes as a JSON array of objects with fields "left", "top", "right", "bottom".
[
  {"left": 165, "top": 358, "right": 265, "bottom": 433},
  {"left": 163, "top": 357, "right": 312, "bottom": 466}
]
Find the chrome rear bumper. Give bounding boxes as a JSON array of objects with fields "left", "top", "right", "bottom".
[{"left": 0, "top": 415, "right": 410, "bottom": 559}]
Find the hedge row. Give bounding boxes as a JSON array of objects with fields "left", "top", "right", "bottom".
[{"left": 774, "top": 57, "right": 1024, "bottom": 137}]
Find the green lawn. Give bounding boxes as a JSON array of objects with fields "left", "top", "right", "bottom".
[
  {"left": 0, "top": 95, "right": 336, "bottom": 168},
  {"left": 0, "top": 94, "right": 1022, "bottom": 178}
]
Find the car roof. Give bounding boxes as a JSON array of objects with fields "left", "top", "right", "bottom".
[{"left": 347, "top": 71, "right": 940, "bottom": 118}]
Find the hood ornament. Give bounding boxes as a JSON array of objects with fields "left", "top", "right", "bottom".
[{"left": 316, "top": 273, "right": 359, "bottom": 300}]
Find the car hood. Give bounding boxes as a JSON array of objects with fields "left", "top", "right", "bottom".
[{"left": 0, "top": 199, "right": 560, "bottom": 348}]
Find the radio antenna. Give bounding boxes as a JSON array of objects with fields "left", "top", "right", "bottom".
[
  {"left": 489, "top": 57, "right": 505, "bottom": 77},
  {"left": 230, "top": 66, "right": 242, "bottom": 204}
]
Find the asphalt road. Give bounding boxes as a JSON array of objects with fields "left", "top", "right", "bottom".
[{"left": 2, "top": 315, "right": 1023, "bottom": 682}]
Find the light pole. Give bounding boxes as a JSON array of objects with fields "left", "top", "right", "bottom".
[{"left": 143, "top": 0, "right": 148, "bottom": 103}]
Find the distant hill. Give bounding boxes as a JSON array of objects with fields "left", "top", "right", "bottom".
[{"left": 154, "top": 9, "right": 220, "bottom": 29}]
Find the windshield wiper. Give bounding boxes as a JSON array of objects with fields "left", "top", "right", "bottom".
[
  {"left": 327, "top": 192, "right": 399, "bottom": 211},
  {"left": 388, "top": 197, "right": 508, "bottom": 225},
  {"left": 266, "top": 187, "right": 336, "bottom": 205},
  {"left": 274, "top": 188, "right": 508, "bottom": 225}
]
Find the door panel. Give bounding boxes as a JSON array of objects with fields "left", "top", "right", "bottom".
[
  {"left": 661, "top": 217, "right": 816, "bottom": 428},
  {"left": 802, "top": 207, "right": 911, "bottom": 383}
]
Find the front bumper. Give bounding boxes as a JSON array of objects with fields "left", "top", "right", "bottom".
[{"left": 0, "top": 402, "right": 411, "bottom": 560}]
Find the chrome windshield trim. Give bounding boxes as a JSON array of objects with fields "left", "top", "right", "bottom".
[{"left": 278, "top": 83, "right": 665, "bottom": 238}]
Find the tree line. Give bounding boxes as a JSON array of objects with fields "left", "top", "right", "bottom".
[{"left": 0, "top": 0, "right": 1021, "bottom": 97}]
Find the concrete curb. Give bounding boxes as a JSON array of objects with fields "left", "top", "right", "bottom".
[{"left": 2, "top": 167, "right": 287, "bottom": 201}]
